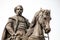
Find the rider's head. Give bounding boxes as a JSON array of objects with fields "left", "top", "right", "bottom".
[{"left": 14, "top": 5, "right": 23, "bottom": 15}]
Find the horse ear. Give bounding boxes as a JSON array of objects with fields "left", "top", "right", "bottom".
[
  {"left": 40, "top": 8, "right": 42, "bottom": 10},
  {"left": 40, "top": 8, "right": 42, "bottom": 11},
  {"left": 48, "top": 9, "right": 51, "bottom": 12},
  {"left": 46, "top": 9, "right": 50, "bottom": 14},
  {"left": 40, "top": 8, "right": 45, "bottom": 11},
  {"left": 40, "top": 8, "right": 44, "bottom": 12},
  {"left": 48, "top": 10, "right": 51, "bottom": 14}
]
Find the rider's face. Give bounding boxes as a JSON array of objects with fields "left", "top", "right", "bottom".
[{"left": 16, "top": 6, "right": 23, "bottom": 15}]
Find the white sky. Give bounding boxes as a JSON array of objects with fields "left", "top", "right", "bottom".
[{"left": 0, "top": 0, "right": 60, "bottom": 40}]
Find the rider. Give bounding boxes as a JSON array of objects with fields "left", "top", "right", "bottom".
[{"left": 2, "top": 5, "right": 30, "bottom": 40}]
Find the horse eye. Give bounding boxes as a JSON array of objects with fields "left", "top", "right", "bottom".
[
  {"left": 44, "top": 18, "right": 47, "bottom": 20},
  {"left": 20, "top": 9, "right": 23, "bottom": 10}
]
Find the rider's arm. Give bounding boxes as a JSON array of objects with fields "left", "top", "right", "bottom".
[{"left": 5, "top": 18, "right": 15, "bottom": 36}]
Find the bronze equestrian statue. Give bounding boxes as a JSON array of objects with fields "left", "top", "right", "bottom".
[
  {"left": 2, "top": 5, "right": 30, "bottom": 40},
  {"left": 2, "top": 5, "right": 51, "bottom": 40}
]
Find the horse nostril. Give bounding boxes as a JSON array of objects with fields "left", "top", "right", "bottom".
[{"left": 45, "top": 28, "right": 51, "bottom": 33}]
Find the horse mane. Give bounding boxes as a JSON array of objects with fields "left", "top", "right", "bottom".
[
  {"left": 34, "top": 9, "right": 43, "bottom": 21},
  {"left": 35, "top": 9, "right": 50, "bottom": 18}
]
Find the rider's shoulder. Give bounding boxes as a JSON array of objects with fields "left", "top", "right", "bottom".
[{"left": 8, "top": 15, "right": 17, "bottom": 21}]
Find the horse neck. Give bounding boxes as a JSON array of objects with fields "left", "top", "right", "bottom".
[
  {"left": 30, "top": 11, "right": 44, "bottom": 37},
  {"left": 31, "top": 21, "right": 43, "bottom": 37}
]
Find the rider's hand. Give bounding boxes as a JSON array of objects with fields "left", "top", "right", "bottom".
[
  {"left": 15, "top": 31, "right": 23, "bottom": 36},
  {"left": 11, "top": 32, "right": 15, "bottom": 36}
]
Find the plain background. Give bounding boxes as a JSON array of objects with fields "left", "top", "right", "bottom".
[{"left": 0, "top": 0, "right": 60, "bottom": 40}]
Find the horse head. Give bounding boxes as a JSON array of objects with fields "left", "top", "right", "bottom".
[{"left": 38, "top": 9, "right": 51, "bottom": 34}]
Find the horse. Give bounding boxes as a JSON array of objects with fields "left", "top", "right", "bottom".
[{"left": 25, "top": 9, "right": 51, "bottom": 40}]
